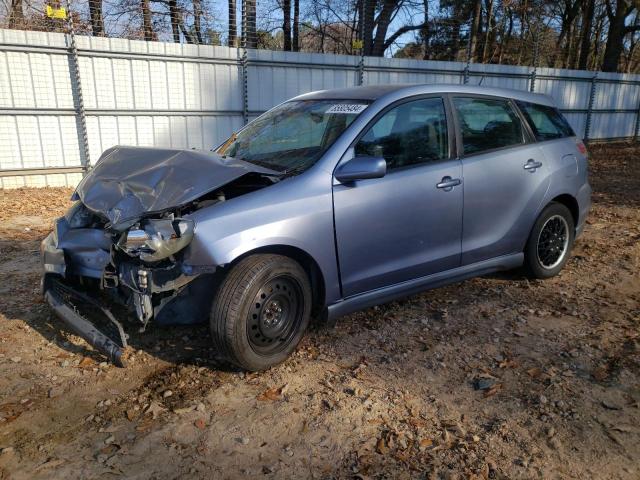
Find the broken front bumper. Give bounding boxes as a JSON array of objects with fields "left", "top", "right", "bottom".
[
  {"left": 41, "top": 231, "right": 130, "bottom": 366},
  {"left": 41, "top": 223, "right": 211, "bottom": 366},
  {"left": 44, "top": 278, "right": 129, "bottom": 367}
]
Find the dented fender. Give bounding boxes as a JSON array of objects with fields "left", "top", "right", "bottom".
[{"left": 183, "top": 170, "right": 342, "bottom": 304}]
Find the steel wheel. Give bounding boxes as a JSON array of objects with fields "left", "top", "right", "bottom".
[
  {"left": 247, "top": 275, "right": 304, "bottom": 355},
  {"left": 536, "top": 214, "right": 570, "bottom": 270}
]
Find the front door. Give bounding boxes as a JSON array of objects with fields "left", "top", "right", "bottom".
[{"left": 333, "top": 97, "right": 463, "bottom": 297}]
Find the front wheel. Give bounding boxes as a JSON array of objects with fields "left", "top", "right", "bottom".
[
  {"left": 524, "top": 202, "right": 575, "bottom": 279},
  {"left": 210, "top": 254, "right": 312, "bottom": 371}
]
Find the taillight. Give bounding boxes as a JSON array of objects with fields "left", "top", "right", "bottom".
[{"left": 575, "top": 138, "right": 588, "bottom": 156}]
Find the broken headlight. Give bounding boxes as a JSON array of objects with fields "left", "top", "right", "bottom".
[{"left": 119, "top": 218, "right": 194, "bottom": 262}]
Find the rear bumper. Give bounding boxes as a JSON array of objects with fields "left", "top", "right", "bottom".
[{"left": 575, "top": 182, "right": 592, "bottom": 238}]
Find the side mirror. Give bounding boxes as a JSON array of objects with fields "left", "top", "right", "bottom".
[{"left": 334, "top": 155, "right": 387, "bottom": 183}]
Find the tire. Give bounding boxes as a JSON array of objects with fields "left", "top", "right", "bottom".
[
  {"left": 524, "top": 202, "right": 575, "bottom": 279},
  {"left": 210, "top": 254, "right": 312, "bottom": 371}
]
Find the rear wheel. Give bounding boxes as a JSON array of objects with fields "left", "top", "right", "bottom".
[
  {"left": 210, "top": 254, "right": 311, "bottom": 371},
  {"left": 524, "top": 202, "right": 575, "bottom": 279}
]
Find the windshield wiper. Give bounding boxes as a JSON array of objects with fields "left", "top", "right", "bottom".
[{"left": 236, "top": 157, "right": 286, "bottom": 174}]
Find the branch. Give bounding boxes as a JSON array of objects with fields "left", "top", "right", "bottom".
[{"left": 383, "top": 23, "right": 426, "bottom": 50}]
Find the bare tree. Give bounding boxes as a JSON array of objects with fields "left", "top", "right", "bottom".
[
  {"left": 283, "top": 0, "right": 292, "bottom": 50},
  {"left": 578, "top": 0, "right": 595, "bottom": 69},
  {"left": 141, "top": 0, "right": 155, "bottom": 40},
  {"left": 244, "top": 0, "right": 257, "bottom": 48},
  {"left": 602, "top": 0, "right": 640, "bottom": 71},
  {"left": 193, "top": 0, "right": 203, "bottom": 43},
  {"left": 469, "top": 0, "right": 482, "bottom": 61},
  {"left": 229, "top": 0, "right": 237, "bottom": 46},
  {"left": 8, "top": 0, "right": 24, "bottom": 28},
  {"left": 89, "top": 0, "right": 105, "bottom": 36},
  {"left": 293, "top": 0, "right": 300, "bottom": 51}
]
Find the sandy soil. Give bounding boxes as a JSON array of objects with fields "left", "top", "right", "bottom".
[{"left": 0, "top": 144, "right": 638, "bottom": 479}]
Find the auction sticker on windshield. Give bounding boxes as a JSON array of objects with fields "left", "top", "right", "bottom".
[{"left": 326, "top": 104, "right": 368, "bottom": 114}]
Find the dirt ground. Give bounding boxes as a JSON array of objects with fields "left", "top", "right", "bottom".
[{"left": 0, "top": 144, "right": 638, "bottom": 480}]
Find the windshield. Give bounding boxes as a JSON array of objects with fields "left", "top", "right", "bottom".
[{"left": 217, "top": 100, "right": 370, "bottom": 173}]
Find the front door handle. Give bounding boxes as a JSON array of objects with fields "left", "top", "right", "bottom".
[
  {"left": 436, "top": 176, "right": 461, "bottom": 191},
  {"left": 523, "top": 159, "right": 543, "bottom": 171}
]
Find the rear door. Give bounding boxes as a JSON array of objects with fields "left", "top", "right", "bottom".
[
  {"left": 450, "top": 95, "right": 551, "bottom": 265},
  {"left": 515, "top": 101, "right": 582, "bottom": 179},
  {"left": 333, "top": 96, "right": 463, "bottom": 297}
]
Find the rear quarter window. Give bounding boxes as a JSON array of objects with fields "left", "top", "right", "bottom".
[{"left": 516, "top": 101, "right": 575, "bottom": 141}]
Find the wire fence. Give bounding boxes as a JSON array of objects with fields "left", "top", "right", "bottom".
[{"left": 2, "top": 0, "right": 640, "bottom": 187}]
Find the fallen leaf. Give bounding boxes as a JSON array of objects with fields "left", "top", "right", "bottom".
[
  {"left": 419, "top": 438, "right": 433, "bottom": 450},
  {"left": 526, "top": 367, "right": 542, "bottom": 378},
  {"left": 376, "top": 438, "right": 388, "bottom": 455},
  {"left": 592, "top": 366, "right": 609, "bottom": 381},
  {"left": 78, "top": 357, "right": 95, "bottom": 368},
  {"left": 145, "top": 401, "right": 166, "bottom": 419},
  {"left": 483, "top": 383, "right": 503, "bottom": 398},
  {"left": 34, "top": 458, "right": 65, "bottom": 471},
  {"left": 257, "top": 384, "right": 288, "bottom": 401}
]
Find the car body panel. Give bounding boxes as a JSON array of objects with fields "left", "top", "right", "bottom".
[
  {"left": 459, "top": 142, "right": 551, "bottom": 264},
  {"left": 183, "top": 169, "right": 343, "bottom": 304},
  {"left": 75, "top": 145, "right": 278, "bottom": 227},
  {"left": 333, "top": 158, "right": 463, "bottom": 296}
]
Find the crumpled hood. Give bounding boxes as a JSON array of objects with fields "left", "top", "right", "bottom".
[{"left": 74, "top": 146, "right": 277, "bottom": 226}]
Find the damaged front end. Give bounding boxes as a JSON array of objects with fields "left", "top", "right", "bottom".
[
  {"left": 41, "top": 201, "right": 208, "bottom": 366},
  {"left": 41, "top": 146, "right": 280, "bottom": 366}
]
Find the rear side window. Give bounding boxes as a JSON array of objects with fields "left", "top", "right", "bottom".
[
  {"left": 516, "top": 101, "right": 575, "bottom": 141},
  {"left": 452, "top": 97, "right": 524, "bottom": 155}
]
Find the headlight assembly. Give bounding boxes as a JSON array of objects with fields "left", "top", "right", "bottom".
[
  {"left": 119, "top": 218, "right": 194, "bottom": 262},
  {"left": 65, "top": 201, "right": 94, "bottom": 228}
]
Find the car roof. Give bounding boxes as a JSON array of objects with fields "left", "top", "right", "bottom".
[{"left": 295, "top": 83, "right": 556, "bottom": 107}]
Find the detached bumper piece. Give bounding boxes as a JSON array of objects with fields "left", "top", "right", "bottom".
[{"left": 44, "top": 278, "right": 129, "bottom": 367}]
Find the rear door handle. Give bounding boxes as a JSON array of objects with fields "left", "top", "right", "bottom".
[
  {"left": 436, "top": 176, "right": 461, "bottom": 191},
  {"left": 524, "top": 159, "right": 543, "bottom": 171}
]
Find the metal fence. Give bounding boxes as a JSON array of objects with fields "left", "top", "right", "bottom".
[{"left": 1, "top": 27, "right": 640, "bottom": 188}]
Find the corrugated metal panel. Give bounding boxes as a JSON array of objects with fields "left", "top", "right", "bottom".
[{"left": 1, "top": 28, "right": 639, "bottom": 187}]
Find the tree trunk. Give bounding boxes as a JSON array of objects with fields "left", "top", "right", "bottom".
[
  {"left": 244, "top": 0, "right": 257, "bottom": 48},
  {"left": 482, "top": 0, "right": 494, "bottom": 63},
  {"left": 577, "top": 0, "right": 595, "bottom": 69},
  {"left": 228, "top": 0, "right": 237, "bottom": 46},
  {"left": 469, "top": 0, "right": 483, "bottom": 62},
  {"left": 496, "top": 8, "right": 512, "bottom": 64},
  {"left": 89, "top": 0, "right": 105, "bottom": 36},
  {"left": 169, "top": 0, "right": 180, "bottom": 43},
  {"left": 421, "top": 0, "right": 430, "bottom": 60},
  {"left": 516, "top": 0, "right": 528, "bottom": 65},
  {"left": 362, "top": 0, "right": 376, "bottom": 56},
  {"left": 283, "top": 0, "right": 292, "bottom": 51},
  {"left": 8, "top": 0, "right": 24, "bottom": 28},
  {"left": 193, "top": 0, "right": 203, "bottom": 43},
  {"left": 372, "top": 0, "right": 397, "bottom": 56},
  {"left": 602, "top": 0, "right": 629, "bottom": 72},
  {"left": 141, "top": 0, "right": 154, "bottom": 41},
  {"left": 293, "top": 0, "right": 300, "bottom": 51}
]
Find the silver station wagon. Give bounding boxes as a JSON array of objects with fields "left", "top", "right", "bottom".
[{"left": 41, "top": 84, "right": 591, "bottom": 371}]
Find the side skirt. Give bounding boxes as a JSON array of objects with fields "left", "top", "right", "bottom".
[{"left": 326, "top": 253, "right": 524, "bottom": 324}]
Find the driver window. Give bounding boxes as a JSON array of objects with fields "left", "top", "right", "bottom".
[{"left": 354, "top": 98, "right": 448, "bottom": 170}]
